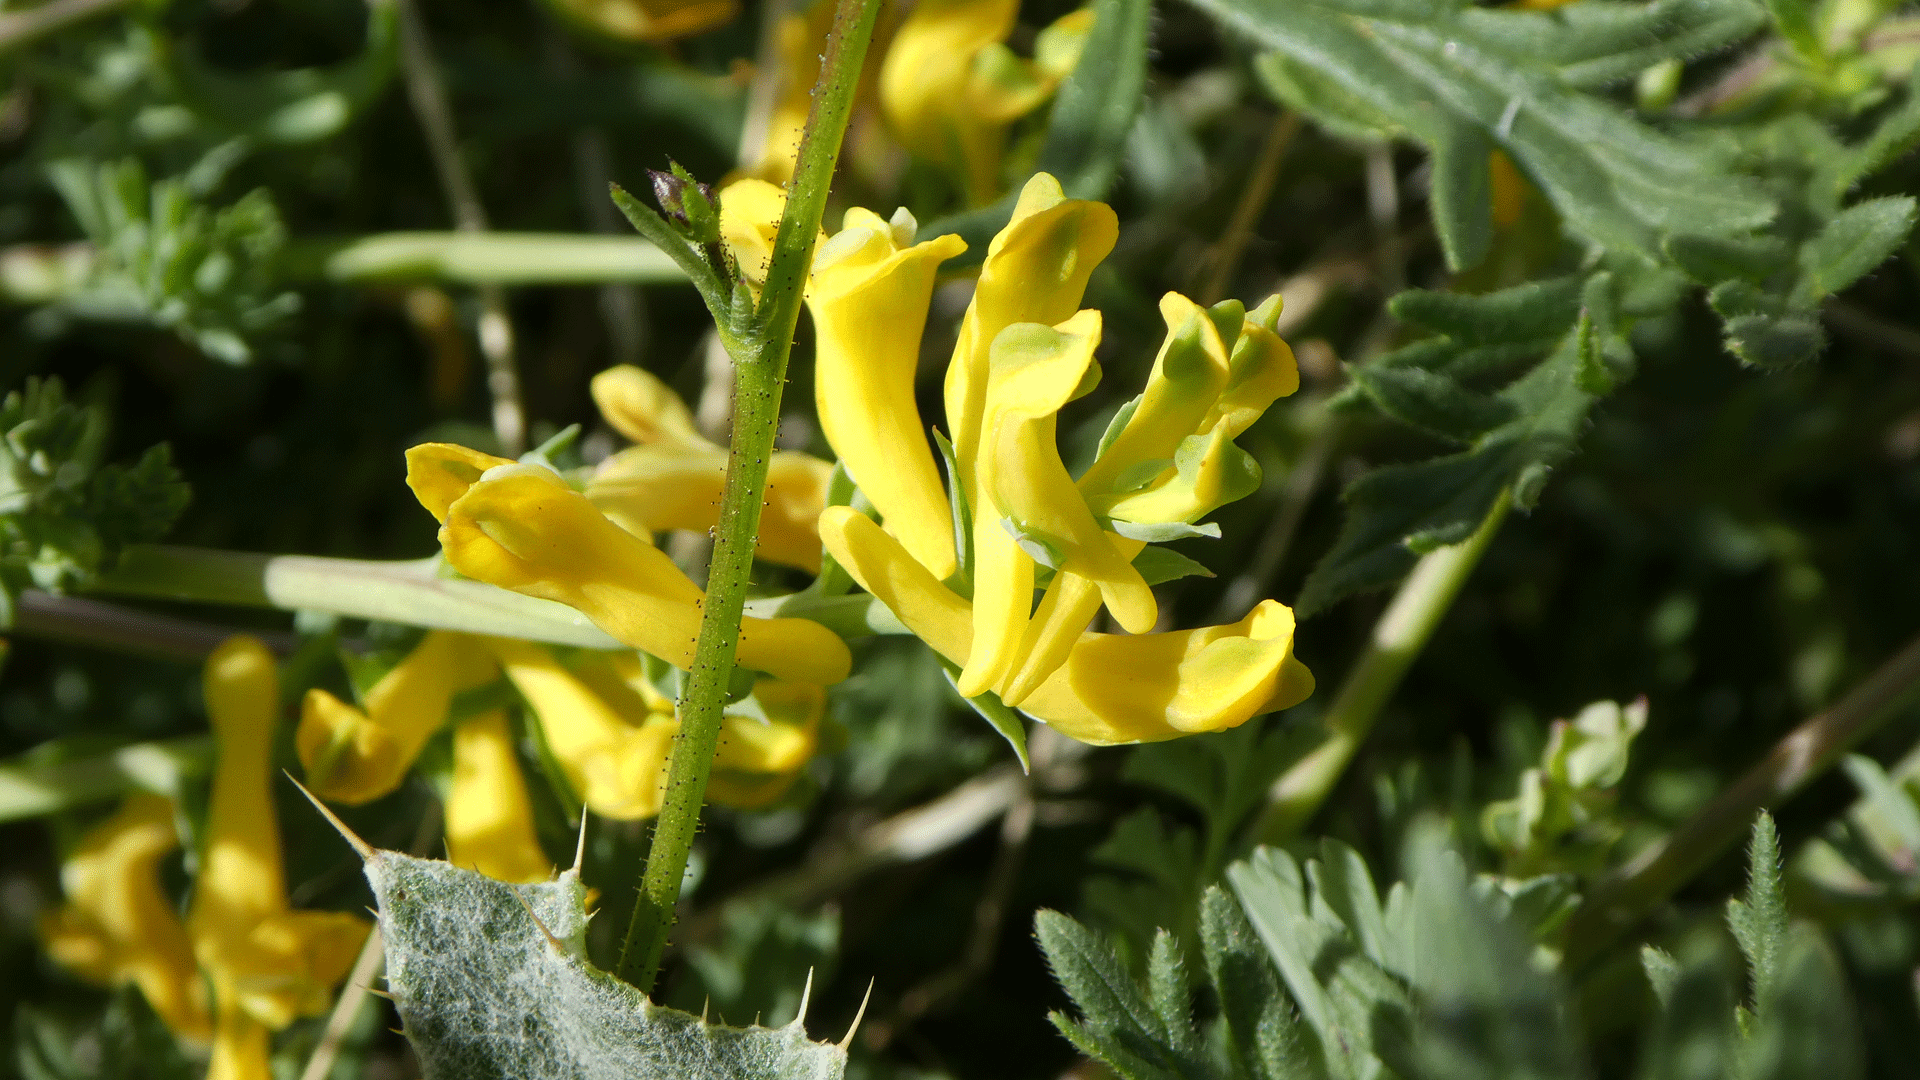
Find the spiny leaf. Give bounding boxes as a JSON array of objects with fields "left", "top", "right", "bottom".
[{"left": 365, "top": 851, "right": 846, "bottom": 1080}]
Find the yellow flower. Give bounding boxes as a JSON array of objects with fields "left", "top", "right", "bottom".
[
  {"left": 542, "top": 0, "right": 737, "bottom": 43},
  {"left": 955, "top": 310, "right": 1155, "bottom": 698},
  {"left": 806, "top": 206, "right": 970, "bottom": 578},
  {"left": 405, "top": 443, "right": 851, "bottom": 686},
  {"left": 1000, "top": 292, "right": 1299, "bottom": 705},
  {"left": 445, "top": 709, "right": 555, "bottom": 884},
  {"left": 821, "top": 507, "right": 1313, "bottom": 744},
  {"left": 188, "top": 636, "right": 370, "bottom": 1080},
  {"left": 879, "top": 0, "right": 1093, "bottom": 203},
  {"left": 739, "top": 0, "right": 844, "bottom": 184},
  {"left": 488, "top": 638, "right": 821, "bottom": 818},
  {"left": 38, "top": 794, "right": 212, "bottom": 1043},
  {"left": 295, "top": 630, "right": 497, "bottom": 805},
  {"left": 586, "top": 364, "right": 833, "bottom": 573},
  {"left": 945, "top": 173, "right": 1118, "bottom": 484}
]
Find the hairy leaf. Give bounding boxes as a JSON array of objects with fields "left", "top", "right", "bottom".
[
  {"left": 365, "top": 850, "right": 846, "bottom": 1080},
  {"left": 1193, "top": 0, "right": 1774, "bottom": 269}
]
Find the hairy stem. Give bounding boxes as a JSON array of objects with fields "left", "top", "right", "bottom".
[
  {"left": 1254, "top": 490, "right": 1511, "bottom": 843},
  {"left": 615, "top": 0, "right": 882, "bottom": 992},
  {"left": 1563, "top": 629, "right": 1920, "bottom": 971}
]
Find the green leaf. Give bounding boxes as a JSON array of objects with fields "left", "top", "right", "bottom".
[
  {"left": 1760, "top": 0, "right": 1821, "bottom": 60},
  {"left": 1131, "top": 545, "right": 1215, "bottom": 586},
  {"left": 1346, "top": 365, "right": 1517, "bottom": 444},
  {"left": 1199, "top": 886, "right": 1309, "bottom": 1080},
  {"left": 1744, "top": 927, "right": 1864, "bottom": 1080},
  {"left": 916, "top": 0, "right": 1150, "bottom": 262},
  {"left": 1299, "top": 313, "right": 1596, "bottom": 614},
  {"left": 1194, "top": 0, "right": 1774, "bottom": 269},
  {"left": 933, "top": 429, "right": 975, "bottom": 596},
  {"left": 938, "top": 659, "right": 1031, "bottom": 772},
  {"left": 1723, "top": 313, "right": 1826, "bottom": 368},
  {"left": 1662, "top": 233, "right": 1793, "bottom": 285},
  {"left": 1110, "top": 519, "right": 1222, "bottom": 543},
  {"left": 1639, "top": 946, "right": 1683, "bottom": 1010},
  {"left": 1228, "top": 847, "right": 1416, "bottom": 1080},
  {"left": 364, "top": 849, "right": 847, "bottom": 1079},
  {"left": 46, "top": 160, "right": 299, "bottom": 363},
  {"left": 1034, "top": 910, "right": 1212, "bottom": 1080},
  {"left": 1727, "top": 812, "right": 1787, "bottom": 1017},
  {"left": 1637, "top": 937, "right": 1738, "bottom": 1080},
  {"left": 1789, "top": 196, "right": 1918, "bottom": 306},
  {"left": 1403, "top": 837, "right": 1585, "bottom": 1080},
  {"left": 1837, "top": 755, "right": 1920, "bottom": 876},
  {"left": 1819, "top": 63, "right": 1920, "bottom": 203}
]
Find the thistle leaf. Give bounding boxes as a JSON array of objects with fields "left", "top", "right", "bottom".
[{"left": 364, "top": 850, "right": 847, "bottom": 1080}]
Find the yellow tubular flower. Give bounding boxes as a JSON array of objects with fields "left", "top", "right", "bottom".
[
  {"left": 445, "top": 710, "right": 555, "bottom": 883},
  {"left": 586, "top": 365, "right": 834, "bottom": 573},
  {"left": 542, "top": 0, "right": 738, "bottom": 43},
  {"left": 189, "top": 636, "right": 370, "bottom": 1080},
  {"left": 1000, "top": 294, "right": 1299, "bottom": 706},
  {"left": 806, "top": 207, "right": 968, "bottom": 578},
  {"left": 708, "top": 679, "right": 824, "bottom": 808},
  {"left": 38, "top": 794, "right": 211, "bottom": 1043},
  {"left": 821, "top": 508, "right": 1313, "bottom": 744},
  {"left": 947, "top": 175, "right": 1118, "bottom": 492},
  {"left": 405, "top": 444, "right": 851, "bottom": 686},
  {"left": 879, "top": 0, "right": 1093, "bottom": 203},
  {"left": 296, "top": 631, "right": 497, "bottom": 805},
  {"left": 741, "top": 0, "right": 842, "bottom": 183},
  {"left": 486, "top": 637, "right": 678, "bottom": 820},
  {"left": 957, "top": 312, "right": 1155, "bottom": 697},
  {"left": 486, "top": 639, "right": 820, "bottom": 818}
]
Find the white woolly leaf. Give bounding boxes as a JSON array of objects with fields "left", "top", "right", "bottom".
[{"left": 363, "top": 850, "right": 846, "bottom": 1080}]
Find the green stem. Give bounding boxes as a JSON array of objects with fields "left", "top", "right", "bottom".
[
  {"left": 615, "top": 0, "right": 882, "bottom": 993},
  {"left": 1562, "top": 629, "right": 1920, "bottom": 972},
  {"left": 0, "top": 234, "right": 685, "bottom": 305},
  {"left": 93, "top": 545, "right": 623, "bottom": 649},
  {"left": 0, "top": 735, "right": 213, "bottom": 822},
  {"left": 1253, "top": 490, "right": 1511, "bottom": 844},
  {"left": 79, "top": 543, "right": 900, "bottom": 651}
]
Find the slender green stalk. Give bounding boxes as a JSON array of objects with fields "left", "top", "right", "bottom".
[
  {"left": 1253, "top": 491, "right": 1512, "bottom": 843},
  {"left": 1562, "top": 629, "right": 1920, "bottom": 972},
  {"left": 0, "top": 736, "right": 213, "bottom": 822},
  {"left": 93, "top": 545, "right": 623, "bottom": 648},
  {"left": 615, "top": 0, "right": 882, "bottom": 992},
  {"left": 0, "top": 0, "right": 134, "bottom": 53}
]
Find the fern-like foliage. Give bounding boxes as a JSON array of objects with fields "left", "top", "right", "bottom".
[
  {"left": 0, "top": 378, "right": 189, "bottom": 619},
  {"left": 1043, "top": 814, "right": 1865, "bottom": 1080},
  {"left": 47, "top": 158, "right": 300, "bottom": 363}
]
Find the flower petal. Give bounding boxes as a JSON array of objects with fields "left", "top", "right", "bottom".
[
  {"left": 820, "top": 507, "right": 1311, "bottom": 745},
  {"left": 946, "top": 173, "right": 1117, "bottom": 482},
  {"left": 809, "top": 210, "right": 967, "bottom": 578},
  {"left": 445, "top": 710, "right": 555, "bottom": 883},
  {"left": 431, "top": 466, "right": 851, "bottom": 684}
]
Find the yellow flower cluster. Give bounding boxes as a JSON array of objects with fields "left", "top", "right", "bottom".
[
  {"left": 721, "top": 171, "right": 1315, "bottom": 744},
  {"left": 40, "top": 637, "right": 369, "bottom": 1080},
  {"left": 296, "top": 629, "right": 824, "bottom": 879},
  {"left": 744, "top": 0, "right": 1090, "bottom": 203}
]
